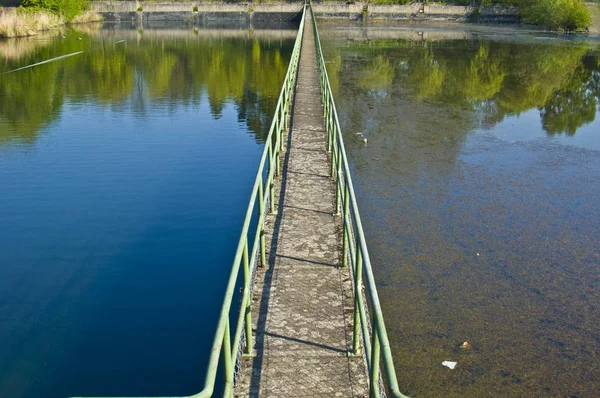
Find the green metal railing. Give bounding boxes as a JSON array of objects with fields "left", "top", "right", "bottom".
[
  {"left": 72, "top": 3, "right": 409, "bottom": 397},
  {"left": 309, "top": 3, "right": 409, "bottom": 398},
  {"left": 71, "top": 6, "right": 306, "bottom": 398}
]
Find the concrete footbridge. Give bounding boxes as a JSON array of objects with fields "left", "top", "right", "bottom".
[{"left": 73, "top": 3, "right": 408, "bottom": 397}]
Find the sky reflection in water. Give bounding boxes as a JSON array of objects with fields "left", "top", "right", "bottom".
[{"left": 0, "top": 27, "right": 293, "bottom": 398}]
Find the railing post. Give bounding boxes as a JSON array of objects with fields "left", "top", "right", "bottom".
[
  {"left": 258, "top": 180, "right": 267, "bottom": 268},
  {"left": 268, "top": 141, "right": 277, "bottom": 214},
  {"left": 279, "top": 105, "right": 285, "bottom": 151},
  {"left": 223, "top": 319, "right": 233, "bottom": 397},
  {"left": 275, "top": 106, "right": 281, "bottom": 138},
  {"left": 352, "top": 244, "right": 363, "bottom": 355},
  {"left": 334, "top": 144, "right": 342, "bottom": 215},
  {"left": 242, "top": 239, "right": 255, "bottom": 357},
  {"left": 275, "top": 146, "right": 281, "bottom": 177},
  {"left": 370, "top": 326, "right": 381, "bottom": 398},
  {"left": 330, "top": 127, "right": 337, "bottom": 178},
  {"left": 284, "top": 81, "right": 291, "bottom": 132},
  {"left": 268, "top": 138, "right": 275, "bottom": 177},
  {"left": 327, "top": 117, "right": 332, "bottom": 153},
  {"left": 342, "top": 184, "right": 349, "bottom": 267}
]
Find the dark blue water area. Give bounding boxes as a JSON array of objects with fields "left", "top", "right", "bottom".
[{"left": 0, "top": 96, "right": 265, "bottom": 397}]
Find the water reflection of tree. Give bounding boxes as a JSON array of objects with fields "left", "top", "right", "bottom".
[
  {"left": 542, "top": 57, "right": 600, "bottom": 135},
  {"left": 0, "top": 35, "right": 292, "bottom": 145},
  {"left": 327, "top": 39, "right": 600, "bottom": 137}
]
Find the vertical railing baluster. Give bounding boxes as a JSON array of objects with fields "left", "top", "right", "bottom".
[
  {"left": 327, "top": 115, "right": 332, "bottom": 153},
  {"left": 342, "top": 184, "right": 350, "bottom": 267},
  {"left": 335, "top": 143, "right": 342, "bottom": 215},
  {"left": 242, "top": 239, "right": 254, "bottom": 356},
  {"left": 268, "top": 141, "right": 276, "bottom": 214},
  {"left": 275, "top": 107, "right": 281, "bottom": 177},
  {"left": 258, "top": 180, "right": 266, "bottom": 268},
  {"left": 330, "top": 118, "right": 337, "bottom": 178},
  {"left": 370, "top": 326, "right": 381, "bottom": 398},
  {"left": 353, "top": 244, "right": 363, "bottom": 355},
  {"left": 280, "top": 104, "right": 285, "bottom": 151},
  {"left": 223, "top": 319, "right": 233, "bottom": 397}
]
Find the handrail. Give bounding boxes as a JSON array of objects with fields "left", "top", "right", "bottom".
[
  {"left": 70, "top": 6, "right": 306, "bottom": 398},
  {"left": 308, "top": 3, "right": 410, "bottom": 398}
]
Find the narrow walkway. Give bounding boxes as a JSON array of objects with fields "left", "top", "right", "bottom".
[{"left": 235, "top": 10, "right": 369, "bottom": 398}]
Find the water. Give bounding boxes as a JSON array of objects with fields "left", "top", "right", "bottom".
[
  {"left": 0, "top": 26, "right": 294, "bottom": 398},
  {"left": 322, "top": 23, "right": 600, "bottom": 397}
]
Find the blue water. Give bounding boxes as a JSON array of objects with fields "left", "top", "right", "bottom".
[{"left": 0, "top": 29, "right": 293, "bottom": 398}]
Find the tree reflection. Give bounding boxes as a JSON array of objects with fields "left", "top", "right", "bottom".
[
  {"left": 326, "top": 38, "right": 600, "bottom": 136},
  {"left": 0, "top": 33, "right": 293, "bottom": 145}
]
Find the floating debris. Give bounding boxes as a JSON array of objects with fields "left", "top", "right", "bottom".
[
  {"left": 460, "top": 341, "right": 470, "bottom": 350},
  {"left": 3, "top": 51, "right": 84, "bottom": 74},
  {"left": 442, "top": 360, "right": 457, "bottom": 370}
]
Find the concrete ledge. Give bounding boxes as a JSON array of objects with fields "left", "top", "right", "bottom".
[{"left": 90, "top": 1, "right": 520, "bottom": 24}]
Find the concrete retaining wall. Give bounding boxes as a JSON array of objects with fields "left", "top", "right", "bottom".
[
  {"left": 90, "top": 2, "right": 520, "bottom": 24},
  {"left": 91, "top": 1, "right": 302, "bottom": 24}
]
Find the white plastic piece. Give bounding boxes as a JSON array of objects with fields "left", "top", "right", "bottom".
[{"left": 442, "top": 361, "right": 457, "bottom": 369}]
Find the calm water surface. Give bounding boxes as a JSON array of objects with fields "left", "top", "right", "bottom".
[
  {"left": 322, "top": 23, "right": 600, "bottom": 397},
  {"left": 0, "top": 26, "right": 294, "bottom": 397}
]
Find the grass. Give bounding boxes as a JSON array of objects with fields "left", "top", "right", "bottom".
[
  {"left": 586, "top": 1, "right": 600, "bottom": 34},
  {"left": 0, "top": 7, "right": 64, "bottom": 38},
  {"left": 70, "top": 11, "right": 103, "bottom": 24},
  {"left": 0, "top": 7, "right": 102, "bottom": 38}
]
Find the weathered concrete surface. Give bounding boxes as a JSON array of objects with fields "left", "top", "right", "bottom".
[
  {"left": 89, "top": 1, "right": 519, "bottom": 24},
  {"left": 235, "top": 9, "right": 369, "bottom": 398},
  {"left": 91, "top": 1, "right": 302, "bottom": 23},
  {"left": 312, "top": 2, "right": 518, "bottom": 23}
]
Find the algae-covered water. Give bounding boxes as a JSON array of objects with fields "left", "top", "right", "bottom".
[{"left": 322, "top": 23, "right": 600, "bottom": 398}]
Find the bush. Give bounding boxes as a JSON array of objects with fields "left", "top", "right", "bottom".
[
  {"left": 519, "top": 0, "right": 591, "bottom": 31},
  {"left": 20, "top": 0, "right": 88, "bottom": 21}
]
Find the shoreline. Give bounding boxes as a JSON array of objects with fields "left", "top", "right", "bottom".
[
  {"left": 2, "top": 2, "right": 599, "bottom": 39},
  {"left": 0, "top": 8, "right": 103, "bottom": 38}
]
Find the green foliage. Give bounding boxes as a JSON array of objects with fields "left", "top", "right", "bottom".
[
  {"left": 19, "top": 0, "right": 88, "bottom": 21},
  {"left": 520, "top": 0, "right": 591, "bottom": 31},
  {"left": 357, "top": 0, "right": 592, "bottom": 31}
]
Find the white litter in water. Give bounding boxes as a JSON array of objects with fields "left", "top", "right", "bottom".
[
  {"left": 442, "top": 361, "right": 457, "bottom": 370},
  {"left": 3, "top": 51, "right": 84, "bottom": 74},
  {"left": 115, "top": 40, "right": 125, "bottom": 44}
]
